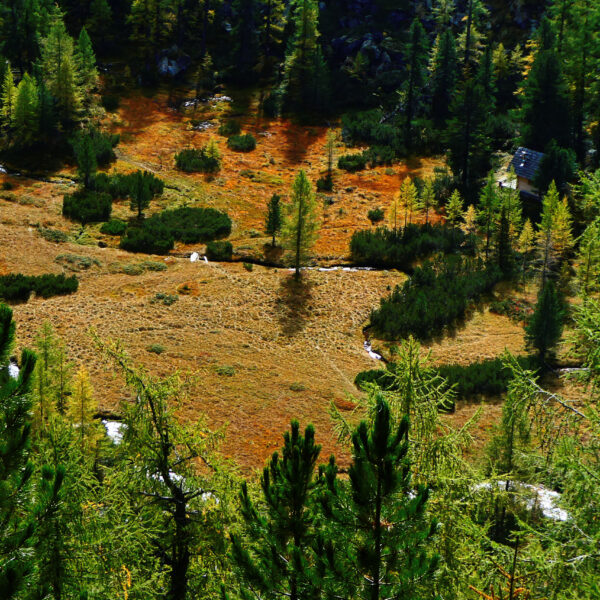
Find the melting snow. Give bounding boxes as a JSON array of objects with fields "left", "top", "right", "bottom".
[
  {"left": 190, "top": 252, "right": 199, "bottom": 262},
  {"left": 8, "top": 361, "right": 19, "bottom": 379},
  {"left": 364, "top": 340, "right": 383, "bottom": 361}
]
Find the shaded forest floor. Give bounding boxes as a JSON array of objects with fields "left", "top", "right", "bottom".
[{"left": 0, "top": 85, "right": 584, "bottom": 470}]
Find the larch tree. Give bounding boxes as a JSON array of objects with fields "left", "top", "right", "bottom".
[
  {"left": 477, "top": 172, "right": 499, "bottom": 262},
  {"left": 283, "top": 170, "right": 319, "bottom": 280},
  {"left": 576, "top": 219, "right": 600, "bottom": 297},
  {"left": 518, "top": 218, "right": 536, "bottom": 277},
  {"left": 75, "top": 27, "right": 99, "bottom": 95},
  {"left": 67, "top": 367, "right": 100, "bottom": 456},
  {"left": 0, "top": 65, "right": 16, "bottom": 139},
  {"left": 13, "top": 72, "right": 39, "bottom": 146},
  {"left": 399, "top": 177, "right": 419, "bottom": 228},
  {"left": 445, "top": 189, "right": 464, "bottom": 227},
  {"left": 419, "top": 179, "right": 436, "bottom": 226},
  {"left": 536, "top": 181, "right": 561, "bottom": 286}
]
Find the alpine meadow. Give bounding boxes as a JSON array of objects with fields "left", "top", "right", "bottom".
[{"left": 1, "top": 0, "right": 600, "bottom": 598}]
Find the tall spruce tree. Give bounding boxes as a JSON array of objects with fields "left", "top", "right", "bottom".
[
  {"left": 230, "top": 0, "right": 260, "bottom": 83},
  {"left": 402, "top": 18, "right": 429, "bottom": 149},
  {"left": 265, "top": 193, "right": 283, "bottom": 246},
  {"left": 526, "top": 280, "right": 564, "bottom": 363},
  {"left": 429, "top": 29, "right": 459, "bottom": 127},
  {"left": 13, "top": 72, "right": 39, "bottom": 146},
  {"left": 75, "top": 27, "right": 98, "bottom": 94}
]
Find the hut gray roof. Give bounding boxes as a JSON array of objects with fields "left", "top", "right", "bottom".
[{"left": 510, "top": 147, "right": 545, "bottom": 181}]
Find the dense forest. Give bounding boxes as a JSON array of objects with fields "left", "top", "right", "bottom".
[{"left": 1, "top": 0, "right": 600, "bottom": 598}]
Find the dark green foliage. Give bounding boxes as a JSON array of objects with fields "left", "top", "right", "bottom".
[
  {"left": 100, "top": 219, "right": 127, "bottom": 235},
  {"left": 341, "top": 110, "right": 398, "bottom": 148},
  {"left": 218, "top": 120, "right": 241, "bottom": 136},
  {"left": 119, "top": 221, "right": 175, "bottom": 255},
  {"left": 265, "top": 194, "right": 283, "bottom": 246},
  {"left": 367, "top": 208, "right": 385, "bottom": 224},
  {"left": 0, "top": 274, "right": 78, "bottom": 302},
  {"left": 62, "top": 189, "right": 112, "bottom": 224},
  {"left": 350, "top": 224, "right": 468, "bottom": 270},
  {"left": 92, "top": 170, "right": 163, "bottom": 200},
  {"left": 370, "top": 257, "right": 503, "bottom": 340},
  {"left": 323, "top": 396, "right": 440, "bottom": 599},
  {"left": 154, "top": 207, "right": 232, "bottom": 243},
  {"left": 175, "top": 147, "right": 221, "bottom": 173},
  {"left": 206, "top": 241, "right": 233, "bottom": 261},
  {"left": 226, "top": 133, "right": 256, "bottom": 152},
  {"left": 495, "top": 207, "right": 514, "bottom": 276},
  {"left": 316, "top": 174, "right": 333, "bottom": 192},
  {"left": 0, "top": 305, "right": 42, "bottom": 599},
  {"left": 71, "top": 128, "right": 119, "bottom": 182},
  {"left": 430, "top": 30, "right": 459, "bottom": 126},
  {"left": 230, "top": 421, "right": 324, "bottom": 600},
  {"left": 101, "top": 94, "right": 120, "bottom": 112},
  {"left": 128, "top": 170, "right": 164, "bottom": 218},
  {"left": 337, "top": 153, "right": 367, "bottom": 172},
  {"left": 534, "top": 141, "right": 576, "bottom": 195},
  {"left": 525, "top": 280, "right": 565, "bottom": 362}
]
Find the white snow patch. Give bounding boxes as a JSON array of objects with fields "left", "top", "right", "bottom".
[
  {"left": 204, "top": 256, "right": 208, "bottom": 263},
  {"left": 190, "top": 252, "right": 200, "bottom": 262},
  {"left": 102, "top": 420, "right": 126, "bottom": 444},
  {"left": 0, "top": 165, "right": 6, "bottom": 174}
]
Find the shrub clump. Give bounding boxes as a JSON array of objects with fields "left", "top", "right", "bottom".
[
  {"left": 206, "top": 240, "right": 233, "bottom": 261},
  {"left": 0, "top": 273, "right": 78, "bottom": 302},
  {"left": 350, "top": 224, "right": 469, "bottom": 270},
  {"left": 55, "top": 254, "right": 101, "bottom": 272},
  {"left": 227, "top": 134, "right": 256, "bottom": 152},
  {"left": 175, "top": 141, "right": 221, "bottom": 173},
  {"left": 150, "top": 293, "right": 178, "bottom": 306},
  {"left": 119, "top": 221, "right": 175, "bottom": 255},
  {"left": 93, "top": 171, "right": 164, "bottom": 200},
  {"left": 367, "top": 208, "right": 385, "bottom": 224},
  {"left": 370, "top": 256, "right": 503, "bottom": 340},
  {"left": 316, "top": 174, "right": 333, "bottom": 192},
  {"left": 63, "top": 189, "right": 112, "bottom": 224},
  {"left": 338, "top": 153, "right": 367, "bottom": 172},
  {"left": 100, "top": 219, "right": 127, "bottom": 236},
  {"left": 153, "top": 207, "right": 232, "bottom": 244},
  {"left": 39, "top": 228, "right": 70, "bottom": 243},
  {"left": 218, "top": 120, "right": 241, "bottom": 136}
]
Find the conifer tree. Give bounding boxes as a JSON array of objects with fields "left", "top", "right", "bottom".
[
  {"left": 87, "top": 0, "right": 113, "bottom": 49},
  {"left": 260, "top": 0, "right": 285, "bottom": 73},
  {"left": 526, "top": 280, "right": 564, "bottom": 363},
  {"left": 32, "top": 322, "right": 59, "bottom": 433},
  {"left": 477, "top": 172, "right": 499, "bottom": 262},
  {"left": 282, "top": 170, "right": 319, "bottom": 280},
  {"left": 265, "top": 193, "right": 283, "bottom": 247},
  {"left": 129, "top": 170, "right": 163, "bottom": 219},
  {"left": 13, "top": 72, "right": 39, "bottom": 146},
  {"left": 230, "top": 421, "right": 325, "bottom": 600},
  {"left": 518, "top": 218, "right": 536, "bottom": 277},
  {"left": 67, "top": 367, "right": 100, "bottom": 456},
  {"left": 230, "top": 0, "right": 260, "bottom": 83},
  {"left": 0, "top": 65, "right": 17, "bottom": 139},
  {"left": 429, "top": 29, "right": 458, "bottom": 127},
  {"left": 40, "top": 17, "right": 82, "bottom": 123},
  {"left": 281, "top": 0, "right": 329, "bottom": 113},
  {"left": 402, "top": 18, "right": 429, "bottom": 149},
  {"left": 327, "top": 395, "right": 440, "bottom": 600},
  {"left": 419, "top": 179, "right": 436, "bottom": 226},
  {"left": 534, "top": 140, "right": 576, "bottom": 196},
  {"left": 399, "top": 177, "right": 418, "bottom": 228},
  {"left": 576, "top": 220, "right": 600, "bottom": 297},
  {"left": 552, "top": 196, "right": 575, "bottom": 258},
  {"left": 71, "top": 131, "right": 97, "bottom": 188},
  {"left": 0, "top": 304, "right": 61, "bottom": 600},
  {"left": 445, "top": 189, "right": 464, "bottom": 227},
  {"left": 495, "top": 206, "right": 514, "bottom": 276},
  {"left": 520, "top": 21, "right": 571, "bottom": 151},
  {"left": 75, "top": 27, "right": 99, "bottom": 94}
]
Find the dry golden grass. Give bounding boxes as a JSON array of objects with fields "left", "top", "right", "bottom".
[{"left": 0, "top": 87, "right": 588, "bottom": 470}]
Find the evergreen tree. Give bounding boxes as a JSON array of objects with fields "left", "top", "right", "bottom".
[
  {"left": 75, "top": 27, "right": 99, "bottom": 94},
  {"left": 230, "top": 0, "right": 260, "bottom": 83},
  {"left": 282, "top": 170, "right": 319, "bottom": 280},
  {"left": 71, "top": 130, "right": 97, "bottom": 188},
  {"left": 230, "top": 421, "right": 325, "bottom": 600},
  {"left": 260, "top": 0, "right": 285, "bottom": 74},
  {"left": 536, "top": 181, "right": 561, "bottom": 285},
  {"left": 86, "top": 0, "right": 113, "bottom": 50},
  {"left": 551, "top": 196, "right": 575, "bottom": 258},
  {"left": 399, "top": 177, "right": 418, "bottom": 228},
  {"left": 445, "top": 189, "right": 464, "bottom": 227},
  {"left": 0, "top": 65, "right": 17, "bottom": 139},
  {"left": 0, "top": 304, "right": 61, "bottom": 600},
  {"left": 518, "top": 218, "right": 536, "bottom": 277},
  {"left": 13, "top": 72, "right": 39, "bottom": 146},
  {"left": 129, "top": 170, "right": 162, "bottom": 219},
  {"left": 326, "top": 395, "right": 440, "bottom": 600},
  {"left": 495, "top": 206, "right": 514, "bottom": 275},
  {"left": 477, "top": 172, "right": 499, "bottom": 262},
  {"left": 265, "top": 193, "right": 283, "bottom": 246},
  {"left": 402, "top": 18, "right": 429, "bottom": 149},
  {"left": 576, "top": 220, "right": 600, "bottom": 297},
  {"left": 534, "top": 140, "right": 576, "bottom": 195},
  {"left": 526, "top": 280, "right": 564, "bottom": 363},
  {"left": 419, "top": 179, "right": 436, "bottom": 226},
  {"left": 429, "top": 29, "right": 458, "bottom": 127},
  {"left": 40, "top": 16, "right": 82, "bottom": 123},
  {"left": 281, "top": 0, "right": 329, "bottom": 113},
  {"left": 446, "top": 76, "right": 493, "bottom": 201},
  {"left": 520, "top": 23, "right": 571, "bottom": 151}
]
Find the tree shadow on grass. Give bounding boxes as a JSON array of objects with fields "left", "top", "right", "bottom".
[{"left": 276, "top": 275, "right": 314, "bottom": 337}]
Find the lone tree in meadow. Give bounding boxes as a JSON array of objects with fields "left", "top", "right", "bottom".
[
  {"left": 265, "top": 193, "right": 283, "bottom": 246},
  {"left": 128, "top": 170, "right": 164, "bottom": 219},
  {"left": 283, "top": 170, "right": 319, "bottom": 280}
]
